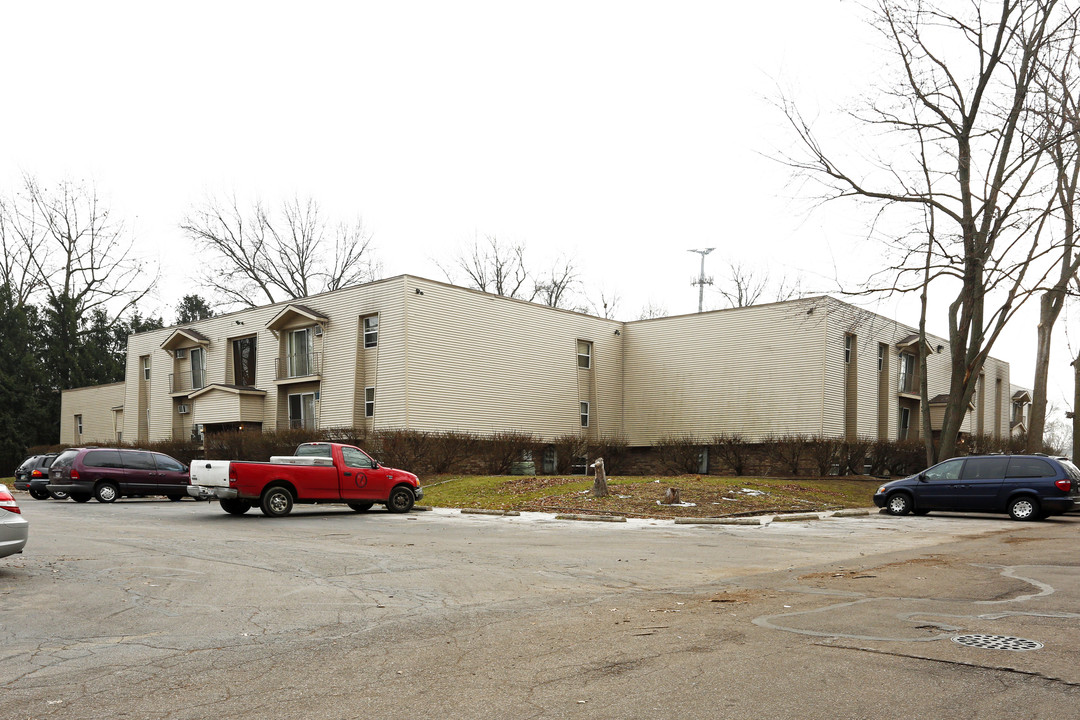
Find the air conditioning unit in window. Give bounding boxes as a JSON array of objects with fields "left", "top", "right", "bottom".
[
  {"left": 314, "top": 325, "right": 324, "bottom": 337},
  {"left": 175, "top": 348, "right": 187, "bottom": 359},
  {"left": 177, "top": 404, "right": 190, "bottom": 414}
]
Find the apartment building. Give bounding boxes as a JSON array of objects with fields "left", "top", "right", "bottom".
[{"left": 59, "top": 275, "right": 1020, "bottom": 449}]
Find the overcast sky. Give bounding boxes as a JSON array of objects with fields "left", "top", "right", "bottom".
[{"left": 1, "top": 1, "right": 1074, "bottom": 415}]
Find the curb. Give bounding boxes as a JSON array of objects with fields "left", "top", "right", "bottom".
[
  {"left": 770, "top": 512, "right": 825, "bottom": 522},
  {"left": 831, "top": 508, "right": 873, "bottom": 517},
  {"left": 673, "top": 517, "right": 763, "bottom": 526},
  {"left": 460, "top": 508, "right": 521, "bottom": 517},
  {"left": 412, "top": 506, "right": 434, "bottom": 512},
  {"left": 554, "top": 513, "right": 627, "bottom": 523}
]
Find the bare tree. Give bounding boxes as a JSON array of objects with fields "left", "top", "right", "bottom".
[
  {"left": 716, "top": 262, "right": 805, "bottom": 308},
  {"left": 585, "top": 288, "right": 621, "bottom": 319},
  {"left": 181, "top": 194, "right": 379, "bottom": 307},
  {"left": 781, "top": 0, "right": 1077, "bottom": 461},
  {"left": 1029, "top": 19, "right": 1080, "bottom": 450},
  {"left": 638, "top": 301, "right": 668, "bottom": 320},
  {"left": 438, "top": 235, "right": 585, "bottom": 309},
  {"left": 438, "top": 234, "right": 531, "bottom": 299}
]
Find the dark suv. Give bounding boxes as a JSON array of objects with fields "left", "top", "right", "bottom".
[
  {"left": 47, "top": 448, "right": 191, "bottom": 503},
  {"left": 13, "top": 454, "right": 62, "bottom": 500},
  {"left": 874, "top": 454, "right": 1080, "bottom": 521}
]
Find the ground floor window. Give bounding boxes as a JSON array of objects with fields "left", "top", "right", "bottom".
[
  {"left": 365, "top": 387, "right": 375, "bottom": 418},
  {"left": 289, "top": 392, "right": 316, "bottom": 430},
  {"left": 580, "top": 402, "right": 590, "bottom": 427}
]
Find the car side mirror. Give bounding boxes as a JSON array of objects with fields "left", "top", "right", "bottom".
[{"left": 918, "top": 473, "right": 928, "bottom": 482}]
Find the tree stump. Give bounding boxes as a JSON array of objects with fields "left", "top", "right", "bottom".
[
  {"left": 663, "top": 487, "right": 682, "bottom": 505},
  {"left": 589, "top": 458, "right": 609, "bottom": 497}
]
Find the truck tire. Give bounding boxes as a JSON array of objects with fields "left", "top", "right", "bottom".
[
  {"left": 348, "top": 501, "right": 374, "bottom": 512},
  {"left": 260, "top": 486, "right": 294, "bottom": 517},
  {"left": 220, "top": 498, "right": 252, "bottom": 516},
  {"left": 386, "top": 486, "right": 415, "bottom": 513}
]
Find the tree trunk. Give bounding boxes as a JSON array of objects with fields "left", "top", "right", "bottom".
[
  {"left": 1028, "top": 295, "right": 1059, "bottom": 452},
  {"left": 589, "top": 458, "right": 608, "bottom": 498},
  {"left": 1073, "top": 359, "right": 1080, "bottom": 462}
]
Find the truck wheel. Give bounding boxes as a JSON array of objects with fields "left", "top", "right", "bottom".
[
  {"left": 260, "top": 486, "right": 294, "bottom": 517},
  {"left": 348, "top": 501, "right": 374, "bottom": 512},
  {"left": 220, "top": 498, "right": 252, "bottom": 516},
  {"left": 386, "top": 486, "right": 415, "bottom": 513},
  {"left": 29, "top": 488, "right": 50, "bottom": 500},
  {"left": 95, "top": 482, "right": 119, "bottom": 503},
  {"left": 167, "top": 494, "right": 184, "bottom": 502}
]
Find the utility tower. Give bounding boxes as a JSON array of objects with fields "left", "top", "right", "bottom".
[{"left": 688, "top": 248, "right": 714, "bottom": 313}]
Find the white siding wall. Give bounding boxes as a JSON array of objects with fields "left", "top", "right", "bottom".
[
  {"left": 60, "top": 383, "right": 126, "bottom": 444},
  {"left": 402, "top": 278, "right": 624, "bottom": 440},
  {"left": 622, "top": 299, "right": 829, "bottom": 445}
]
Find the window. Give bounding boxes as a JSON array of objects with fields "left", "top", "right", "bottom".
[
  {"left": 844, "top": 334, "right": 853, "bottom": 364},
  {"left": 120, "top": 451, "right": 157, "bottom": 471},
  {"left": 84, "top": 450, "right": 123, "bottom": 469},
  {"left": 141, "top": 356, "right": 150, "bottom": 381},
  {"left": 153, "top": 454, "right": 186, "bottom": 473},
  {"left": 289, "top": 328, "right": 313, "bottom": 376},
  {"left": 342, "top": 446, "right": 377, "bottom": 469},
  {"left": 898, "top": 353, "right": 915, "bottom": 393},
  {"left": 190, "top": 347, "right": 206, "bottom": 389},
  {"left": 75, "top": 414, "right": 83, "bottom": 435},
  {"left": 924, "top": 458, "right": 964, "bottom": 481},
  {"left": 878, "top": 344, "right": 885, "bottom": 372},
  {"left": 961, "top": 457, "right": 1009, "bottom": 480},
  {"left": 365, "top": 387, "right": 375, "bottom": 418},
  {"left": 580, "top": 401, "right": 590, "bottom": 427},
  {"left": 363, "top": 315, "right": 379, "bottom": 348},
  {"left": 288, "top": 392, "right": 316, "bottom": 430},
  {"left": 232, "top": 337, "right": 257, "bottom": 386},
  {"left": 1005, "top": 457, "right": 1055, "bottom": 478},
  {"left": 898, "top": 407, "right": 911, "bottom": 440},
  {"left": 577, "top": 340, "right": 592, "bottom": 369}
]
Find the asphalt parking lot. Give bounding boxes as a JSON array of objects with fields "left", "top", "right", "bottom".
[{"left": 2, "top": 499, "right": 1079, "bottom": 719}]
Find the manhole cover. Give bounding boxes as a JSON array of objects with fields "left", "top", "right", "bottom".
[{"left": 952, "top": 634, "right": 1043, "bottom": 651}]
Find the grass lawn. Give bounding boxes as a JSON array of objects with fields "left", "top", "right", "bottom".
[{"left": 422, "top": 473, "right": 881, "bottom": 519}]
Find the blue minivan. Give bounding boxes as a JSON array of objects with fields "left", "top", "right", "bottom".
[{"left": 874, "top": 454, "right": 1080, "bottom": 521}]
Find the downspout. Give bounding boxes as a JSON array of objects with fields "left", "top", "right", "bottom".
[{"left": 820, "top": 304, "right": 829, "bottom": 436}]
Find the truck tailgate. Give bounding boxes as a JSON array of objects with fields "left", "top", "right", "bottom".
[{"left": 190, "top": 460, "right": 231, "bottom": 488}]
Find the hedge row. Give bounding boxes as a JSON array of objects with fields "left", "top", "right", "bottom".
[{"left": 28, "top": 428, "right": 1046, "bottom": 478}]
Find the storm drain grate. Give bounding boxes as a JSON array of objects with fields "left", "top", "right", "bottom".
[{"left": 952, "top": 634, "right": 1043, "bottom": 651}]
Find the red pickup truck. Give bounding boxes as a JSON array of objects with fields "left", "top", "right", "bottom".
[{"left": 187, "top": 442, "right": 422, "bottom": 517}]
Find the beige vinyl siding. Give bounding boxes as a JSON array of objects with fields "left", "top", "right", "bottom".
[
  {"left": 60, "top": 382, "right": 125, "bottom": 444},
  {"left": 402, "top": 278, "right": 623, "bottom": 440},
  {"left": 623, "top": 299, "right": 829, "bottom": 445}
]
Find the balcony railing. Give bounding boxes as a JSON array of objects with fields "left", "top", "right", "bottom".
[
  {"left": 289, "top": 418, "right": 317, "bottom": 431},
  {"left": 169, "top": 371, "right": 207, "bottom": 394},
  {"left": 276, "top": 352, "right": 321, "bottom": 380}
]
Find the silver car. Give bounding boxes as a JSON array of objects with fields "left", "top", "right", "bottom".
[{"left": 0, "top": 487, "right": 29, "bottom": 558}]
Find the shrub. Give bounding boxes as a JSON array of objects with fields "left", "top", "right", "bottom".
[
  {"left": 837, "top": 438, "right": 872, "bottom": 475},
  {"left": 588, "top": 434, "right": 630, "bottom": 475},
  {"left": 550, "top": 434, "right": 589, "bottom": 474},
  {"left": 765, "top": 434, "right": 808, "bottom": 476},
  {"left": 711, "top": 433, "right": 752, "bottom": 476},
  {"left": 656, "top": 434, "right": 706, "bottom": 474},
  {"left": 476, "top": 431, "right": 539, "bottom": 475},
  {"left": 805, "top": 436, "right": 841, "bottom": 476}
]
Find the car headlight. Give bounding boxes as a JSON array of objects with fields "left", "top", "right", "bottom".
[{"left": 877, "top": 485, "right": 888, "bottom": 494}]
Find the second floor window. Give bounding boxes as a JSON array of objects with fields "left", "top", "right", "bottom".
[
  {"left": 289, "top": 328, "right": 313, "bottom": 376},
  {"left": 364, "top": 315, "right": 379, "bottom": 348},
  {"left": 232, "top": 337, "right": 257, "bottom": 386},
  {"left": 577, "top": 340, "right": 592, "bottom": 369},
  {"left": 580, "top": 401, "right": 590, "bottom": 427},
  {"left": 141, "top": 356, "right": 150, "bottom": 381},
  {"left": 365, "top": 387, "right": 375, "bottom": 418},
  {"left": 898, "top": 353, "right": 915, "bottom": 392},
  {"left": 190, "top": 348, "right": 206, "bottom": 389}
]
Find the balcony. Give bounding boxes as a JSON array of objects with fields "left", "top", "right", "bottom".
[
  {"left": 169, "top": 371, "right": 207, "bottom": 394},
  {"left": 275, "top": 352, "right": 322, "bottom": 381},
  {"left": 288, "top": 418, "right": 317, "bottom": 431}
]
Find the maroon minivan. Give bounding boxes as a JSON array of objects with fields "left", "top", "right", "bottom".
[{"left": 47, "top": 448, "right": 191, "bottom": 503}]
